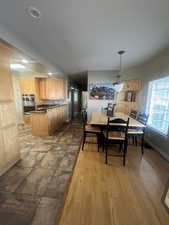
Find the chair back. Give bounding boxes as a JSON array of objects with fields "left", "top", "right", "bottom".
[
  {"left": 137, "top": 112, "right": 149, "bottom": 125},
  {"left": 106, "top": 117, "right": 130, "bottom": 141},
  {"left": 129, "top": 110, "right": 138, "bottom": 119},
  {"left": 81, "top": 110, "right": 87, "bottom": 129},
  {"left": 107, "top": 103, "right": 116, "bottom": 117}
]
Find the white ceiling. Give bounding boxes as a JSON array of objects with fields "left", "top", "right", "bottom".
[{"left": 0, "top": 0, "right": 169, "bottom": 74}]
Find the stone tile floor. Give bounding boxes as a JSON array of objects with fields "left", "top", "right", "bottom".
[{"left": 0, "top": 121, "right": 82, "bottom": 225}]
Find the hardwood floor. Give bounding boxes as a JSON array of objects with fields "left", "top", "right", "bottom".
[{"left": 58, "top": 138, "right": 169, "bottom": 225}]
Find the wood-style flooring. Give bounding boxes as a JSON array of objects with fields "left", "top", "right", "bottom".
[{"left": 58, "top": 138, "right": 169, "bottom": 225}]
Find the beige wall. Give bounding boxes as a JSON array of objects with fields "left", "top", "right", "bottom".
[
  {"left": 134, "top": 47, "right": 169, "bottom": 161},
  {"left": 12, "top": 74, "right": 23, "bottom": 124}
]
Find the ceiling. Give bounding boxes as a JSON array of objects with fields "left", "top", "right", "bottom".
[
  {"left": 0, "top": 39, "right": 49, "bottom": 76},
  {"left": 0, "top": 0, "right": 169, "bottom": 75}
]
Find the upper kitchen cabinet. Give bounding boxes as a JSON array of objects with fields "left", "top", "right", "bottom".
[
  {"left": 20, "top": 77, "right": 38, "bottom": 94},
  {"left": 20, "top": 77, "right": 41, "bottom": 104},
  {"left": 122, "top": 79, "right": 142, "bottom": 91},
  {"left": 39, "top": 78, "right": 65, "bottom": 100}
]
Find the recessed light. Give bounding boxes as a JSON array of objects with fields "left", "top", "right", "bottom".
[
  {"left": 22, "top": 59, "right": 29, "bottom": 64},
  {"left": 10, "top": 64, "right": 26, "bottom": 70},
  {"left": 27, "top": 6, "right": 41, "bottom": 19}
]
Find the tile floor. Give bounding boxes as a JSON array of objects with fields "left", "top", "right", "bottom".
[{"left": 0, "top": 121, "right": 82, "bottom": 225}]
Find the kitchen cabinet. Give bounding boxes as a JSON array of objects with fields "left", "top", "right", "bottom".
[
  {"left": 20, "top": 77, "right": 36, "bottom": 94},
  {"left": 20, "top": 77, "right": 41, "bottom": 104},
  {"left": 122, "top": 79, "right": 142, "bottom": 91},
  {"left": 116, "top": 79, "right": 142, "bottom": 114},
  {"left": 31, "top": 105, "right": 66, "bottom": 136},
  {"left": 23, "top": 114, "right": 32, "bottom": 125},
  {"left": 39, "top": 78, "right": 65, "bottom": 100}
]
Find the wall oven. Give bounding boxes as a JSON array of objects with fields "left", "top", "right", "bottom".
[{"left": 22, "top": 94, "right": 35, "bottom": 112}]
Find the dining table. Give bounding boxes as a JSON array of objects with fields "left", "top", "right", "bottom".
[{"left": 89, "top": 112, "right": 145, "bottom": 128}]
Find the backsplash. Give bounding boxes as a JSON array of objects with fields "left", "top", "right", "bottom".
[{"left": 39, "top": 99, "right": 67, "bottom": 105}]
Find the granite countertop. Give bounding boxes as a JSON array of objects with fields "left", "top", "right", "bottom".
[{"left": 29, "top": 104, "right": 67, "bottom": 114}]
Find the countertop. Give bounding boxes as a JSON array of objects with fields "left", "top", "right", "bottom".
[{"left": 25, "top": 104, "right": 67, "bottom": 114}]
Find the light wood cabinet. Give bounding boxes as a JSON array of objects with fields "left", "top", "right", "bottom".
[
  {"left": 31, "top": 106, "right": 66, "bottom": 136},
  {"left": 23, "top": 114, "right": 32, "bottom": 125},
  {"left": 122, "top": 79, "right": 142, "bottom": 91},
  {"left": 20, "top": 77, "right": 41, "bottom": 104},
  {"left": 39, "top": 78, "right": 65, "bottom": 100},
  {"left": 20, "top": 77, "right": 36, "bottom": 94},
  {"left": 116, "top": 79, "right": 142, "bottom": 114}
]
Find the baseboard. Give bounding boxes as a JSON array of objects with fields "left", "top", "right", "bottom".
[
  {"left": 145, "top": 138, "right": 169, "bottom": 162},
  {"left": 0, "top": 158, "right": 20, "bottom": 176}
]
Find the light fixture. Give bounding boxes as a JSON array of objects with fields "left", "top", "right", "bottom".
[
  {"left": 21, "top": 59, "right": 29, "bottom": 64},
  {"left": 48, "top": 72, "right": 52, "bottom": 76},
  {"left": 10, "top": 64, "right": 26, "bottom": 70},
  {"left": 27, "top": 6, "right": 41, "bottom": 19},
  {"left": 113, "top": 50, "right": 125, "bottom": 92}
]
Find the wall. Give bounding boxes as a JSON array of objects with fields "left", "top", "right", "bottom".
[
  {"left": 12, "top": 74, "right": 23, "bottom": 124},
  {"left": 137, "top": 47, "right": 169, "bottom": 161},
  {"left": 87, "top": 71, "right": 118, "bottom": 119}
]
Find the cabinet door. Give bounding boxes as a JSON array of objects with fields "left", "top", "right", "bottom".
[
  {"left": 39, "top": 78, "right": 65, "bottom": 100},
  {"left": 46, "top": 78, "right": 57, "bottom": 99},
  {"left": 20, "top": 77, "right": 36, "bottom": 94},
  {"left": 39, "top": 78, "right": 47, "bottom": 99},
  {"left": 55, "top": 78, "right": 61, "bottom": 99},
  {"left": 60, "top": 79, "right": 65, "bottom": 99}
]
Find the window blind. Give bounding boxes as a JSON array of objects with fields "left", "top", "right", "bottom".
[{"left": 147, "top": 77, "right": 169, "bottom": 135}]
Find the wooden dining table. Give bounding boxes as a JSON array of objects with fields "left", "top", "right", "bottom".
[{"left": 89, "top": 112, "right": 145, "bottom": 128}]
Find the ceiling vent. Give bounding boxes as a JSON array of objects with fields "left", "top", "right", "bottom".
[{"left": 26, "top": 6, "right": 41, "bottom": 19}]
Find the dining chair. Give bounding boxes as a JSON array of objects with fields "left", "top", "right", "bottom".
[
  {"left": 129, "top": 110, "right": 138, "bottom": 144},
  {"left": 81, "top": 110, "right": 102, "bottom": 151},
  {"left": 128, "top": 112, "right": 149, "bottom": 154},
  {"left": 129, "top": 110, "right": 138, "bottom": 119},
  {"left": 103, "top": 117, "right": 130, "bottom": 166}
]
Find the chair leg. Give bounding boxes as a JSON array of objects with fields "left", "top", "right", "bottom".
[
  {"left": 105, "top": 145, "right": 108, "bottom": 164},
  {"left": 135, "top": 136, "right": 138, "bottom": 146},
  {"left": 123, "top": 146, "right": 126, "bottom": 166},
  {"left": 123, "top": 142, "right": 128, "bottom": 166},
  {"left": 119, "top": 142, "right": 123, "bottom": 152},
  {"left": 97, "top": 134, "right": 99, "bottom": 152},
  {"left": 82, "top": 133, "right": 86, "bottom": 150},
  {"left": 141, "top": 135, "right": 144, "bottom": 155},
  {"left": 132, "top": 136, "right": 135, "bottom": 145},
  {"left": 101, "top": 133, "right": 105, "bottom": 152}
]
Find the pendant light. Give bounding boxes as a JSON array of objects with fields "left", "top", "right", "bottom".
[{"left": 113, "top": 50, "right": 125, "bottom": 92}]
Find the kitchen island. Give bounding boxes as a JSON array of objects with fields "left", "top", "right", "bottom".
[{"left": 31, "top": 105, "right": 66, "bottom": 136}]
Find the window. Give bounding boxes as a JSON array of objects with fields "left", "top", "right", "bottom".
[{"left": 147, "top": 76, "right": 169, "bottom": 135}]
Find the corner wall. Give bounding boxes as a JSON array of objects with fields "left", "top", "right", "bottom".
[{"left": 137, "top": 47, "right": 169, "bottom": 161}]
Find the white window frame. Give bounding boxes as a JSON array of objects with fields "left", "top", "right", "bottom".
[{"left": 146, "top": 77, "right": 169, "bottom": 137}]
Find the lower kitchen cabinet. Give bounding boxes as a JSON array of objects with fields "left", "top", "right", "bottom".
[
  {"left": 23, "top": 114, "right": 32, "bottom": 125},
  {"left": 31, "top": 106, "right": 66, "bottom": 136}
]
